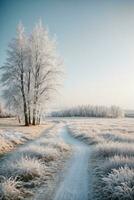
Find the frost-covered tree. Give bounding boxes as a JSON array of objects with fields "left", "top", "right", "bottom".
[
  {"left": 29, "top": 21, "right": 62, "bottom": 125},
  {"left": 1, "top": 23, "right": 29, "bottom": 125},
  {"left": 51, "top": 105, "right": 124, "bottom": 118},
  {"left": 1, "top": 21, "right": 63, "bottom": 125}
]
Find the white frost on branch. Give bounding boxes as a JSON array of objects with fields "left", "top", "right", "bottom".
[{"left": 1, "top": 20, "right": 63, "bottom": 125}]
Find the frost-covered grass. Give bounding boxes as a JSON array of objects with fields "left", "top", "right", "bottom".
[
  {"left": 101, "top": 155, "right": 134, "bottom": 175},
  {"left": 20, "top": 145, "right": 59, "bottom": 162},
  {"left": 0, "top": 130, "right": 32, "bottom": 155},
  {"left": 102, "top": 167, "right": 134, "bottom": 200},
  {"left": 93, "top": 142, "right": 134, "bottom": 158},
  {"left": 0, "top": 130, "right": 29, "bottom": 155},
  {"left": 0, "top": 136, "right": 13, "bottom": 154},
  {"left": 0, "top": 123, "right": 70, "bottom": 199},
  {"left": 10, "top": 157, "right": 44, "bottom": 181},
  {"left": 0, "top": 118, "right": 54, "bottom": 155},
  {"left": 67, "top": 118, "right": 134, "bottom": 200},
  {"left": 0, "top": 177, "right": 30, "bottom": 200}
]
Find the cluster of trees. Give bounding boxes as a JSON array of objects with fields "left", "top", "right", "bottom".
[
  {"left": 1, "top": 21, "right": 63, "bottom": 125},
  {"left": 51, "top": 105, "right": 124, "bottom": 118}
]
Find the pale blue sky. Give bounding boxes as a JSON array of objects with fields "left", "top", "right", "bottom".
[{"left": 1, "top": 0, "right": 134, "bottom": 109}]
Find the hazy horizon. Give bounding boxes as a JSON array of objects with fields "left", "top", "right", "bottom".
[{"left": 1, "top": 0, "right": 134, "bottom": 110}]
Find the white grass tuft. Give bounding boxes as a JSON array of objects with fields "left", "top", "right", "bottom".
[
  {"left": 8, "top": 157, "right": 44, "bottom": 181},
  {"left": 0, "top": 177, "right": 29, "bottom": 200},
  {"left": 24, "top": 145, "right": 59, "bottom": 161},
  {"left": 102, "top": 166, "right": 134, "bottom": 200}
]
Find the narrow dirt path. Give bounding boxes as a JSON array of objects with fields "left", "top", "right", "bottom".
[{"left": 53, "top": 126, "right": 93, "bottom": 200}]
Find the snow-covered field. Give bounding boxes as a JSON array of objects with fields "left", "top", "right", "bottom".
[
  {"left": 0, "top": 123, "right": 70, "bottom": 200},
  {"left": 0, "top": 118, "right": 54, "bottom": 155},
  {"left": 0, "top": 130, "right": 32, "bottom": 155},
  {"left": 67, "top": 118, "right": 134, "bottom": 200},
  {"left": 0, "top": 118, "right": 134, "bottom": 200}
]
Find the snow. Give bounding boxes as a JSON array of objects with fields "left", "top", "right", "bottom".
[
  {"left": 0, "top": 123, "right": 70, "bottom": 200},
  {"left": 0, "top": 129, "right": 29, "bottom": 154},
  {"left": 53, "top": 127, "right": 93, "bottom": 200},
  {"left": 67, "top": 118, "right": 134, "bottom": 200},
  {"left": 0, "top": 130, "right": 26, "bottom": 141}
]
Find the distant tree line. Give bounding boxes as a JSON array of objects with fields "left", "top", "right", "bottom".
[
  {"left": 51, "top": 105, "right": 124, "bottom": 118},
  {"left": 125, "top": 110, "right": 134, "bottom": 118},
  {"left": 1, "top": 21, "right": 63, "bottom": 126}
]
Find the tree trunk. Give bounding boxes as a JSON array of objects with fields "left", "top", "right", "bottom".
[
  {"left": 32, "top": 55, "right": 40, "bottom": 125},
  {"left": 22, "top": 88, "right": 29, "bottom": 126},
  {"left": 32, "top": 77, "right": 38, "bottom": 125},
  {"left": 21, "top": 70, "right": 29, "bottom": 126},
  {"left": 37, "top": 114, "right": 41, "bottom": 125},
  {"left": 24, "top": 108, "right": 29, "bottom": 126},
  {"left": 32, "top": 106, "right": 36, "bottom": 125},
  {"left": 28, "top": 107, "right": 31, "bottom": 124},
  {"left": 22, "top": 89, "right": 29, "bottom": 126},
  {"left": 18, "top": 116, "right": 21, "bottom": 124},
  {"left": 27, "top": 70, "right": 31, "bottom": 124}
]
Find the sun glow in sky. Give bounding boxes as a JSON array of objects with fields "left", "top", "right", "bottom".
[{"left": 1, "top": 0, "right": 134, "bottom": 109}]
